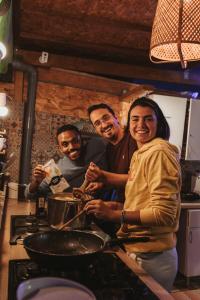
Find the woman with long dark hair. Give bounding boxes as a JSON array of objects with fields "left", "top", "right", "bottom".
[{"left": 85, "top": 97, "right": 181, "bottom": 291}]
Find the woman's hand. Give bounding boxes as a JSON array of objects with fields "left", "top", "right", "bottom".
[
  {"left": 85, "top": 199, "right": 114, "bottom": 221},
  {"left": 85, "top": 182, "right": 104, "bottom": 193},
  {"left": 85, "top": 162, "right": 104, "bottom": 183}
]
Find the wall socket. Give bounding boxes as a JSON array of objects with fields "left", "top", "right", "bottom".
[{"left": 39, "top": 51, "right": 49, "bottom": 64}]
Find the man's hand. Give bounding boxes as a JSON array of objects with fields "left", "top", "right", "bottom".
[
  {"left": 33, "top": 165, "right": 46, "bottom": 184},
  {"left": 85, "top": 182, "right": 104, "bottom": 193},
  {"left": 29, "top": 164, "right": 46, "bottom": 193},
  {"left": 85, "top": 162, "right": 104, "bottom": 183}
]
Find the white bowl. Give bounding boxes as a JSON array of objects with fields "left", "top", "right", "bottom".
[{"left": 16, "top": 277, "right": 96, "bottom": 300}]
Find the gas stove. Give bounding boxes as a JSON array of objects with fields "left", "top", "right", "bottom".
[
  {"left": 9, "top": 214, "right": 51, "bottom": 245},
  {"left": 9, "top": 215, "right": 159, "bottom": 300},
  {"left": 9, "top": 214, "right": 100, "bottom": 245},
  {"left": 8, "top": 253, "right": 159, "bottom": 300}
]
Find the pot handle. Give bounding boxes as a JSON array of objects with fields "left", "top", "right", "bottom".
[{"left": 107, "top": 236, "right": 150, "bottom": 247}]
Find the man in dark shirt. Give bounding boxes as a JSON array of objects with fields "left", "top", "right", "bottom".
[
  {"left": 87, "top": 103, "right": 137, "bottom": 202},
  {"left": 25, "top": 124, "right": 107, "bottom": 200}
]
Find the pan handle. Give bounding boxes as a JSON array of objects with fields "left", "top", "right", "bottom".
[{"left": 107, "top": 236, "right": 150, "bottom": 247}]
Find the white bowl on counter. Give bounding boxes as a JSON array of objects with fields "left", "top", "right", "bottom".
[{"left": 16, "top": 277, "right": 96, "bottom": 300}]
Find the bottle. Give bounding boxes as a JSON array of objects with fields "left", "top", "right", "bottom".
[{"left": 36, "top": 197, "right": 46, "bottom": 218}]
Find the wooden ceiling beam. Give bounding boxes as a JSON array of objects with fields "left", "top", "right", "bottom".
[
  {"left": 18, "top": 1, "right": 154, "bottom": 33},
  {"left": 20, "top": 11, "right": 152, "bottom": 33},
  {"left": 37, "top": 67, "right": 141, "bottom": 96},
  {"left": 15, "top": 49, "right": 200, "bottom": 88},
  {"left": 16, "top": 38, "right": 149, "bottom": 63}
]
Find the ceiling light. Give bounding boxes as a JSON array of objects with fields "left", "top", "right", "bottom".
[{"left": 150, "top": 0, "right": 200, "bottom": 69}]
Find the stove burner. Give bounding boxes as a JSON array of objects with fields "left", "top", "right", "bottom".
[
  {"left": 10, "top": 215, "right": 50, "bottom": 245},
  {"left": 8, "top": 254, "right": 159, "bottom": 300},
  {"left": 26, "top": 225, "right": 39, "bottom": 234},
  {"left": 25, "top": 215, "right": 38, "bottom": 225}
]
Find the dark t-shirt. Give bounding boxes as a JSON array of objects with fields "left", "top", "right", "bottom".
[{"left": 106, "top": 130, "right": 137, "bottom": 202}]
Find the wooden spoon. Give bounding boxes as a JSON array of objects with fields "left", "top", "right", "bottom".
[
  {"left": 57, "top": 209, "right": 85, "bottom": 231},
  {"left": 72, "top": 178, "right": 90, "bottom": 201}
]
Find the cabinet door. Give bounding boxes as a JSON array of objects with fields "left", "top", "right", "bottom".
[
  {"left": 184, "top": 227, "right": 200, "bottom": 276},
  {"left": 177, "top": 209, "right": 200, "bottom": 277},
  {"left": 185, "top": 99, "right": 200, "bottom": 160}
]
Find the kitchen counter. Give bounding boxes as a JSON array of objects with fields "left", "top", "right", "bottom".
[
  {"left": 0, "top": 198, "right": 181, "bottom": 300},
  {"left": 0, "top": 198, "right": 35, "bottom": 300},
  {"left": 181, "top": 199, "right": 200, "bottom": 209}
]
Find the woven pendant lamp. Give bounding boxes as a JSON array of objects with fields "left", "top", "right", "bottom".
[{"left": 150, "top": 0, "right": 200, "bottom": 69}]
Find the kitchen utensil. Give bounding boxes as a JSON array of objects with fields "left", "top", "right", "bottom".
[
  {"left": 80, "top": 177, "right": 89, "bottom": 191},
  {"left": 23, "top": 230, "right": 149, "bottom": 268},
  {"left": 16, "top": 277, "right": 96, "bottom": 300},
  {"left": 57, "top": 209, "right": 85, "bottom": 231},
  {"left": 72, "top": 178, "right": 90, "bottom": 201},
  {"left": 47, "top": 193, "right": 87, "bottom": 230}
]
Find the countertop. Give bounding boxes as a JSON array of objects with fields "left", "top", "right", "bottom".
[
  {"left": 0, "top": 198, "right": 175, "bottom": 300},
  {"left": 0, "top": 198, "right": 35, "bottom": 300},
  {"left": 181, "top": 200, "right": 200, "bottom": 209}
]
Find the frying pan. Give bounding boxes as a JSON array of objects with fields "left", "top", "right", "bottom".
[{"left": 23, "top": 230, "right": 149, "bottom": 268}]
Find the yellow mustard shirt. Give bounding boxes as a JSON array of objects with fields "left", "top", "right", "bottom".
[{"left": 117, "top": 138, "right": 181, "bottom": 253}]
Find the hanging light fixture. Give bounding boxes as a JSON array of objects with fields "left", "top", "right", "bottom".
[{"left": 150, "top": 0, "right": 200, "bottom": 69}]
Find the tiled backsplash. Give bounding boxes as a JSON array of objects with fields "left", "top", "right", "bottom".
[{"left": 0, "top": 101, "right": 95, "bottom": 182}]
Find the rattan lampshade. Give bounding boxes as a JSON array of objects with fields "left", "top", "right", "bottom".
[{"left": 150, "top": 0, "right": 200, "bottom": 68}]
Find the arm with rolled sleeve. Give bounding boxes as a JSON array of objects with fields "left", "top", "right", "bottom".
[{"left": 139, "top": 149, "right": 181, "bottom": 227}]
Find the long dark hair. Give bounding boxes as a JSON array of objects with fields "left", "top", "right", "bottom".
[{"left": 127, "top": 97, "right": 170, "bottom": 140}]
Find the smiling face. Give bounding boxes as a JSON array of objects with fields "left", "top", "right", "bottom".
[
  {"left": 90, "top": 108, "right": 121, "bottom": 144},
  {"left": 57, "top": 130, "right": 82, "bottom": 160},
  {"left": 129, "top": 105, "right": 158, "bottom": 148}
]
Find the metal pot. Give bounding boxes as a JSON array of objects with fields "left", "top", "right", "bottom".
[{"left": 47, "top": 193, "right": 87, "bottom": 230}]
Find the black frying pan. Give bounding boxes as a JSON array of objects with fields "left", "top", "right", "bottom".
[{"left": 23, "top": 230, "right": 149, "bottom": 268}]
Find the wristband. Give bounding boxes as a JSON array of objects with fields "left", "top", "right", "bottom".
[{"left": 121, "top": 210, "right": 126, "bottom": 225}]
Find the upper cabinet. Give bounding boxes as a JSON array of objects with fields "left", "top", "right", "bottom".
[
  {"left": 185, "top": 99, "right": 200, "bottom": 161},
  {"left": 151, "top": 94, "right": 187, "bottom": 153}
]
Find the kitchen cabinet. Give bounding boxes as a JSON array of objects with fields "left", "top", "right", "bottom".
[
  {"left": 177, "top": 209, "right": 200, "bottom": 277},
  {"left": 185, "top": 99, "right": 200, "bottom": 160}
]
